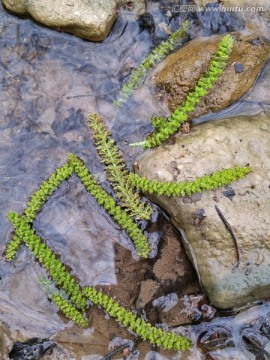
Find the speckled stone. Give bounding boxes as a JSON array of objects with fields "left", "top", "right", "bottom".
[{"left": 135, "top": 115, "right": 270, "bottom": 309}]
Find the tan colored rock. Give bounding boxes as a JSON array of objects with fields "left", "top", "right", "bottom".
[
  {"left": 135, "top": 114, "right": 270, "bottom": 309},
  {"left": 154, "top": 33, "right": 270, "bottom": 117},
  {"left": 2, "top": 0, "right": 121, "bottom": 41}
]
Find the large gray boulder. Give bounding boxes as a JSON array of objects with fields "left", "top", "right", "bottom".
[
  {"left": 2, "top": 0, "right": 136, "bottom": 41},
  {"left": 135, "top": 114, "right": 270, "bottom": 309}
]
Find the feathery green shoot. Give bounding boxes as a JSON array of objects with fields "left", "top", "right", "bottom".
[
  {"left": 7, "top": 211, "right": 87, "bottom": 309},
  {"left": 5, "top": 162, "right": 74, "bottom": 261},
  {"left": 38, "top": 277, "right": 89, "bottom": 327},
  {"left": 83, "top": 287, "right": 191, "bottom": 351},
  {"left": 130, "top": 34, "right": 234, "bottom": 148},
  {"left": 87, "top": 113, "right": 153, "bottom": 220},
  {"left": 128, "top": 166, "right": 252, "bottom": 196},
  {"left": 114, "top": 20, "right": 189, "bottom": 106},
  {"left": 51, "top": 294, "right": 89, "bottom": 328},
  {"left": 69, "top": 154, "right": 150, "bottom": 258}
]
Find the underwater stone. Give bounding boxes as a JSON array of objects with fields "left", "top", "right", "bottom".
[
  {"left": 135, "top": 114, "right": 270, "bottom": 309},
  {"left": 2, "top": 0, "right": 120, "bottom": 41}
]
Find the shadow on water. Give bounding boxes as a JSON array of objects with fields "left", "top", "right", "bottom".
[{"left": 0, "top": 1, "right": 270, "bottom": 359}]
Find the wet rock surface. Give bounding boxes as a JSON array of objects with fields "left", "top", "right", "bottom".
[
  {"left": 153, "top": 33, "right": 270, "bottom": 116},
  {"left": 135, "top": 114, "right": 270, "bottom": 309},
  {"left": 2, "top": 0, "right": 145, "bottom": 41}
]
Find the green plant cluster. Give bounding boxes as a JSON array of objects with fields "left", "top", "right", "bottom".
[
  {"left": 130, "top": 34, "right": 234, "bottom": 148},
  {"left": 69, "top": 154, "right": 150, "bottom": 258},
  {"left": 6, "top": 210, "right": 192, "bottom": 348},
  {"left": 87, "top": 113, "right": 153, "bottom": 220},
  {"left": 128, "top": 166, "right": 252, "bottom": 196},
  {"left": 83, "top": 287, "right": 191, "bottom": 351},
  {"left": 5, "top": 162, "right": 74, "bottom": 261},
  {"left": 5, "top": 155, "right": 150, "bottom": 260},
  {"left": 114, "top": 20, "right": 189, "bottom": 106}
]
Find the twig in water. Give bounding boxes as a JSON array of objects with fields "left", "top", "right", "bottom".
[
  {"left": 102, "top": 343, "right": 131, "bottom": 360},
  {"left": 215, "top": 205, "right": 241, "bottom": 270}
]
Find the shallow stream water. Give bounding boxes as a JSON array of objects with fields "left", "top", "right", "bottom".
[{"left": 1, "top": 1, "right": 270, "bottom": 359}]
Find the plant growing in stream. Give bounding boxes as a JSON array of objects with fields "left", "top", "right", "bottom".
[
  {"left": 83, "top": 287, "right": 191, "bottom": 351},
  {"left": 7, "top": 210, "right": 192, "bottom": 349},
  {"left": 87, "top": 113, "right": 153, "bottom": 220},
  {"left": 5, "top": 155, "right": 150, "bottom": 260},
  {"left": 114, "top": 20, "right": 189, "bottom": 106},
  {"left": 69, "top": 154, "right": 150, "bottom": 258},
  {"left": 7, "top": 211, "right": 88, "bottom": 309},
  {"left": 38, "top": 278, "right": 89, "bottom": 327},
  {"left": 127, "top": 166, "right": 252, "bottom": 196},
  {"left": 130, "top": 34, "right": 234, "bottom": 148}
]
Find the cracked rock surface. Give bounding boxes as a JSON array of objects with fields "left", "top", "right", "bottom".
[{"left": 135, "top": 114, "right": 270, "bottom": 309}]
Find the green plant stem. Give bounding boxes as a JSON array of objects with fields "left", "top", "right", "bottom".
[
  {"left": 114, "top": 20, "right": 189, "bottom": 106},
  {"left": 7, "top": 211, "right": 87, "bottom": 309},
  {"left": 127, "top": 166, "right": 252, "bottom": 196},
  {"left": 83, "top": 287, "right": 191, "bottom": 351},
  {"left": 51, "top": 293, "right": 89, "bottom": 328},
  {"left": 68, "top": 154, "right": 150, "bottom": 258},
  {"left": 87, "top": 113, "right": 153, "bottom": 220},
  {"left": 5, "top": 162, "right": 74, "bottom": 261},
  {"left": 130, "top": 34, "right": 234, "bottom": 148}
]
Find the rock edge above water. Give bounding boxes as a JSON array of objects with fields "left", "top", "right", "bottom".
[{"left": 136, "top": 115, "right": 270, "bottom": 309}]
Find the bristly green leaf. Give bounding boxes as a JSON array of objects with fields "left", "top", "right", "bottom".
[
  {"left": 114, "top": 20, "right": 189, "bottom": 106},
  {"left": 5, "top": 162, "right": 74, "bottom": 261},
  {"left": 39, "top": 277, "right": 88, "bottom": 327},
  {"left": 127, "top": 166, "right": 252, "bottom": 196},
  {"left": 83, "top": 287, "right": 192, "bottom": 351},
  {"left": 130, "top": 34, "right": 234, "bottom": 148},
  {"left": 51, "top": 293, "right": 89, "bottom": 328},
  {"left": 7, "top": 212, "right": 88, "bottom": 309},
  {"left": 69, "top": 154, "right": 150, "bottom": 258},
  {"left": 87, "top": 113, "right": 153, "bottom": 220}
]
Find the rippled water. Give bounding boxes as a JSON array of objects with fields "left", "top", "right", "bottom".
[
  {"left": 0, "top": 1, "right": 160, "bottom": 339},
  {"left": 1, "top": 1, "right": 270, "bottom": 359}
]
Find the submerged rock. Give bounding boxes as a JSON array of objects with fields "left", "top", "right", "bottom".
[
  {"left": 135, "top": 114, "right": 270, "bottom": 309},
  {"left": 153, "top": 33, "right": 270, "bottom": 117},
  {"left": 2, "top": 0, "right": 121, "bottom": 41}
]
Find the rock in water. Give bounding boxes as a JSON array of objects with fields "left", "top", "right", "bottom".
[
  {"left": 2, "top": 0, "right": 120, "bottom": 41},
  {"left": 135, "top": 114, "right": 270, "bottom": 309},
  {"left": 153, "top": 33, "right": 270, "bottom": 117},
  {"left": 9, "top": 338, "right": 55, "bottom": 360}
]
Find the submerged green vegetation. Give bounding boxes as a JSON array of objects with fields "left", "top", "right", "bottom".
[
  {"left": 114, "top": 20, "right": 189, "bottom": 106},
  {"left": 88, "top": 113, "right": 153, "bottom": 220},
  {"left": 5, "top": 25, "right": 252, "bottom": 353}
]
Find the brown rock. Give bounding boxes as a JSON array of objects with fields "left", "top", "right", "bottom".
[{"left": 154, "top": 33, "right": 270, "bottom": 118}]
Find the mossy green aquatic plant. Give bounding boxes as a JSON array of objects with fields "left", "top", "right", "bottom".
[
  {"left": 114, "top": 20, "right": 189, "bottom": 106},
  {"left": 128, "top": 166, "right": 252, "bottom": 196},
  {"left": 51, "top": 293, "right": 89, "bottom": 328},
  {"left": 69, "top": 154, "right": 150, "bottom": 258},
  {"left": 83, "top": 287, "right": 191, "bottom": 351},
  {"left": 5, "top": 162, "right": 74, "bottom": 261},
  {"left": 7, "top": 211, "right": 88, "bottom": 309},
  {"left": 87, "top": 113, "right": 153, "bottom": 220},
  {"left": 38, "top": 277, "right": 89, "bottom": 327},
  {"left": 5, "top": 155, "right": 150, "bottom": 260},
  {"left": 130, "top": 34, "right": 234, "bottom": 148}
]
